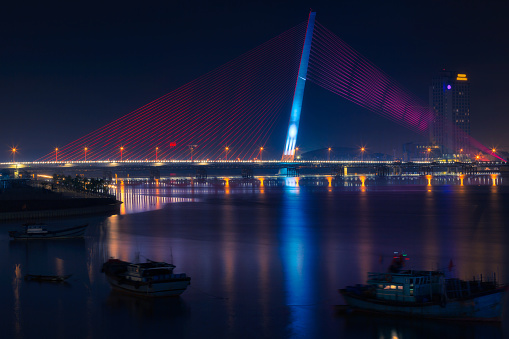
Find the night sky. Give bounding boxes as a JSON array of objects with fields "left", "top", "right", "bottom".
[{"left": 1, "top": 1, "right": 508, "bottom": 161}]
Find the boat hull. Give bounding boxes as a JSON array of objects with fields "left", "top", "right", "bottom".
[
  {"left": 25, "top": 274, "right": 72, "bottom": 282},
  {"left": 105, "top": 275, "right": 191, "bottom": 297},
  {"left": 9, "top": 225, "right": 88, "bottom": 239},
  {"left": 340, "top": 289, "right": 504, "bottom": 321}
]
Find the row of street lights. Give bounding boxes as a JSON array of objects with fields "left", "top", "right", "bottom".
[
  {"left": 327, "top": 147, "right": 365, "bottom": 161},
  {"left": 7, "top": 145, "right": 349, "bottom": 162},
  {"left": 7, "top": 145, "right": 500, "bottom": 162},
  {"left": 44, "top": 146, "right": 267, "bottom": 162}
]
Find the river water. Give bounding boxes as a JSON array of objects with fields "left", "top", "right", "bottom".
[{"left": 1, "top": 176, "right": 509, "bottom": 338}]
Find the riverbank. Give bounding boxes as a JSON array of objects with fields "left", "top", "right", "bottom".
[{"left": 0, "top": 180, "right": 121, "bottom": 221}]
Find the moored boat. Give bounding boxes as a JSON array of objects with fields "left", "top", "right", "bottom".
[
  {"left": 8, "top": 223, "right": 88, "bottom": 239},
  {"left": 102, "top": 258, "right": 191, "bottom": 297},
  {"left": 339, "top": 253, "right": 506, "bottom": 321}
]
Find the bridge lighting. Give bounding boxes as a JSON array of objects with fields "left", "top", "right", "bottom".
[
  {"left": 282, "top": 12, "right": 316, "bottom": 161},
  {"left": 84, "top": 147, "right": 88, "bottom": 161},
  {"left": 492, "top": 148, "right": 496, "bottom": 153},
  {"left": 55, "top": 148, "right": 58, "bottom": 162},
  {"left": 156, "top": 147, "right": 159, "bottom": 161}
]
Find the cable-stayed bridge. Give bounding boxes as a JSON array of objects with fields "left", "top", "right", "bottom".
[{"left": 9, "top": 12, "right": 507, "bottom": 166}]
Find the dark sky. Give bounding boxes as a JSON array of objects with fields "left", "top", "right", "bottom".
[{"left": 1, "top": 1, "right": 508, "bottom": 161}]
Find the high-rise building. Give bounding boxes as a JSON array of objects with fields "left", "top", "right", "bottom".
[{"left": 429, "top": 71, "right": 471, "bottom": 158}]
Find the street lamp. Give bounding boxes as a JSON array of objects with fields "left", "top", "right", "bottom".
[
  {"left": 155, "top": 147, "right": 159, "bottom": 161},
  {"left": 295, "top": 147, "right": 299, "bottom": 159},
  {"left": 360, "top": 147, "right": 365, "bottom": 162},
  {"left": 11, "top": 147, "right": 17, "bottom": 162},
  {"left": 328, "top": 147, "right": 331, "bottom": 161},
  {"left": 225, "top": 147, "right": 229, "bottom": 161},
  {"left": 259, "top": 147, "right": 263, "bottom": 161},
  {"left": 55, "top": 147, "right": 58, "bottom": 162},
  {"left": 120, "top": 146, "right": 124, "bottom": 161},
  {"left": 187, "top": 145, "right": 197, "bottom": 161},
  {"left": 84, "top": 147, "right": 88, "bottom": 161},
  {"left": 427, "top": 148, "right": 431, "bottom": 161}
]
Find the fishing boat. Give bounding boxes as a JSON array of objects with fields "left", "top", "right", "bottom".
[
  {"left": 339, "top": 253, "right": 506, "bottom": 321},
  {"left": 102, "top": 258, "right": 191, "bottom": 297},
  {"left": 8, "top": 223, "right": 88, "bottom": 239},
  {"left": 25, "top": 274, "right": 72, "bottom": 282}
]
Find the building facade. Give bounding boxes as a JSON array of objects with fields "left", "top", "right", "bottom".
[{"left": 429, "top": 71, "right": 471, "bottom": 159}]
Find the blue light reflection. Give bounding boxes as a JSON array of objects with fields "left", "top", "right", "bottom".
[{"left": 280, "top": 186, "right": 316, "bottom": 337}]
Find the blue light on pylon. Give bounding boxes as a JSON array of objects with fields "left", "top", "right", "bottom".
[{"left": 282, "top": 12, "right": 316, "bottom": 161}]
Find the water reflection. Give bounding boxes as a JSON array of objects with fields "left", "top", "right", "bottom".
[
  {"left": 13, "top": 263, "right": 22, "bottom": 338},
  {"left": 110, "top": 184, "right": 197, "bottom": 215},
  {"left": 2, "top": 181, "right": 508, "bottom": 338},
  {"left": 342, "top": 313, "right": 502, "bottom": 339},
  {"left": 281, "top": 187, "right": 316, "bottom": 337},
  {"left": 106, "top": 290, "right": 189, "bottom": 320}
]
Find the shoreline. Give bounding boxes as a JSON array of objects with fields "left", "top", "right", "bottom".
[{"left": 0, "top": 201, "right": 121, "bottom": 221}]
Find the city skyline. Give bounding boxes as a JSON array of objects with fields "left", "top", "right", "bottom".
[{"left": 1, "top": 1, "right": 508, "bottom": 160}]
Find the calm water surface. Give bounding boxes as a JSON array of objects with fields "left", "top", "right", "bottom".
[{"left": 2, "top": 177, "right": 509, "bottom": 338}]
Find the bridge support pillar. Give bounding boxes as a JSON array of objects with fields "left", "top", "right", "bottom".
[
  {"left": 392, "top": 165, "right": 402, "bottom": 176},
  {"left": 461, "top": 165, "right": 474, "bottom": 175},
  {"left": 331, "top": 165, "right": 344, "bottom": 177},
  {"left": 196, "top": 168, "right": 207, "bottom": 180},
  {"left": 150, "top": 169, "right": 161, "bottom": 181},
  {"left": 278, "top": 167, "right": 299, "bottom": 177},
  {"left": 241, "top": 168, "right": 253, "bottom": 179},
  {"left": 376, "top": 165, "right": 389, "bottom": 177},
  {"left": 419, "top": 166, "right": 433, "bottom": 176}
]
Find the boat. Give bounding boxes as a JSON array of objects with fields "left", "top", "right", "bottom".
[
  {"left": 339, "top": 253, "right": 506, "bottom": 321},
  {"left": 25, "top": 274, "right": 72, "bottom": 282},
  {"left": 102, "top": 258, "right": 191, "bottom": 297},
  {"left": 8, "top": 223, "right": 88, "bottom": 239}
]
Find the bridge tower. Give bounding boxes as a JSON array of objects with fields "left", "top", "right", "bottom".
[{"left": 281, "top": 11, "right": 316, "bottom": 161}]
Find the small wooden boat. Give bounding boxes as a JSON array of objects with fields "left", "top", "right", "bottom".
[
  {"left": 339, "top": 253, "right": 506, "bottom": 321},
  {"left": 102, "top": 258, "right": 191, "bottom": 297},
  {"left": 25, "top": 274, "right": 72, "bottom": 282},
  {"left": 9, "top": 223, "right": 88, "bottom": 240}
]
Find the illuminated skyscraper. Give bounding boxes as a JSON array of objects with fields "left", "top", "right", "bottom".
[{"left": 429, "top": 71, "right": 471, "bottom": 157}]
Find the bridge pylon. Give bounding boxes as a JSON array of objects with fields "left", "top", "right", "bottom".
[{"left": 281, "top": 11, "right": 316, "bottom": 161}]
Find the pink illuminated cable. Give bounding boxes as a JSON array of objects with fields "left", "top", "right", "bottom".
[{"left": 37, "top": 21, "right": 306, "bottom": 161}]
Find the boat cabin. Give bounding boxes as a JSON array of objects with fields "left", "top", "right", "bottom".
[
  {"left": 367, "top": 270, "right": 445, "bottom": 302},
  {"left": 25, "top": 224, "right": 48, "bottom": 234},
  {"left": 124, "top": 262, "right": 180, "bottom": 282}
]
